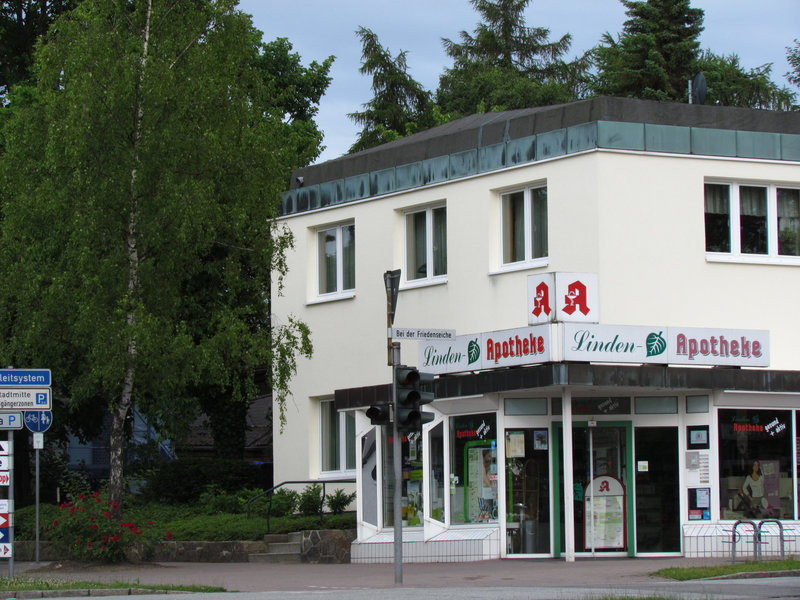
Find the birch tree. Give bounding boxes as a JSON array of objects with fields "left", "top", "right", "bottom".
[{"left": 0, "top": 0, "right": 315, "bottom": 512}]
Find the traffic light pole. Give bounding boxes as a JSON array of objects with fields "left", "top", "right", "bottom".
[{"left": 391, "top": 343, "right": 403, "bottom": 585}]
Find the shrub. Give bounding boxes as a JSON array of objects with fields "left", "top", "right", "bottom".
[
  {"left": 326, "top": 489, "right": 356, "bottom": 515},
  {"left": 268, "top": 488, "right": 299, "bottom": 517},
  {"left": 48, "top": 491, "right": 168, "bottom": 562},
  {"left": 297, "top": 484, "right": 324, "bottom": 516},
  {"left": 143, "top": 459, "right": 269, "bottom": 504}
]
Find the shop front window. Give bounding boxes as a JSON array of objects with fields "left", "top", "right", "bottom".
[
  {"left": 718, "top": 409, "right": 793, "bottom": 520},
  {"left": 450, "top": 413, "right": 497, "bottom": 524},
  {"left": 382, "top": 431, "right": 424, "bottom": 527},
  {"left": 429, "top": 422, "right": 445, "bottom": 523}
]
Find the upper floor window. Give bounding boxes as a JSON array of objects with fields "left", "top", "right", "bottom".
[
  {"left": 317, "top": 222, "right": 355, "bottom": 296},
  {"left": 705, "top": 182, "right": 800, "bottom": 262},
  {"left": 405, "top": 205, "right": 447, "bottom": 284},
  {"left": 501, "top": 186, "right": 548, "bottom": 267},
  {"left": 320, "top": 399, "right": 355, "bottom": 475}
]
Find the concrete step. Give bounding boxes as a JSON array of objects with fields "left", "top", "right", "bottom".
[{"left": 249, "top": 531, "right": 303, "bottom": 563}]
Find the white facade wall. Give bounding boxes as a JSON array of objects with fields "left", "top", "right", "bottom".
[{"left": 272, "top": 147, "right": 800, "bottom": 487}]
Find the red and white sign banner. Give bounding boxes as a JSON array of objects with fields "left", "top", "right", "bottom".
[
  {"left": 419, "top": 325, "right": 552, "bottom": 375},
  {"left": 0, "top": 543, "right": 11, "bottom": 557},
  {"left": 563, "top": 324, "right": 769, "bottom": 367},
  {"left": 0, "top": 473, "right": 9, "bottom": 487},
  {"left": 528, "top": 273, "right": 599, "bottom": 325},
  {"left": 420, "top": 323, "right": 770, "bottom": 375}
]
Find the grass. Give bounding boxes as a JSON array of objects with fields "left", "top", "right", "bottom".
[
  {"left": 0, "top": 576, "right": 225, "bottom": 593},
  {"left": 655, "top": 556, "right": 800, "bottom": 581}
]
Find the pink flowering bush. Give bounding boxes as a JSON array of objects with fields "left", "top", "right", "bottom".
[{"left": 49, "top": 491, "right": 170, "bottom": 562}]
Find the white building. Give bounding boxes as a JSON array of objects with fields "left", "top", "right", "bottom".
[{"left": 273, "top": 97, "right": 800, "bottom": 562}]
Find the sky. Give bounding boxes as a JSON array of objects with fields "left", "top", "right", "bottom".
[{"left": 238, "top": 0, "right": 800, "bottom": 164}]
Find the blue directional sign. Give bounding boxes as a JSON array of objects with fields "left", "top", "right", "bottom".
[
  {"left": 24, "top": 410, "right": 52, "bottom": 433},
  {"left": 0, "top": 369, "right": 51, "bottom": 387}
]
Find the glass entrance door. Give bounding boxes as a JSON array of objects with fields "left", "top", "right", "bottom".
[
  {"left": 634, "top": 427, "right": 680, "bottom": 552},
  {"left": 555, "top": 422, "right": 634, "bottom": 556},
  {"left": 504, "top": 429, "right": 551, "bottom": 554}
]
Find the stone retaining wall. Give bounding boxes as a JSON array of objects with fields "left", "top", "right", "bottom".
[
  {"left": 15, "top": 531, "right": 355, "bottom": 563},
  {"left": 301, "top": 529, "right": 356, "bottom": 563}
]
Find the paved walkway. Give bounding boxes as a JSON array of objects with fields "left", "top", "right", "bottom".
[{"left": 6, "top": 556, "right": 725, "bottom": 590}]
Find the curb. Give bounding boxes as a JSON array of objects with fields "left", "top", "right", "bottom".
[{"left": 6, "top": 589, "right": 190, "bottom": 598}]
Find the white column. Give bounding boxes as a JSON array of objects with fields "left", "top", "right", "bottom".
[{"left": 562, "top": 388, "right": 575, "bottom": 562}]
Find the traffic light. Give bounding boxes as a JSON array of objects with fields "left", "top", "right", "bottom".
[
  {"left": 395, "top": 365, "right": 435, "bottom": 433},
  {"left": 366, "top": 401, "right": 391, "bottom": 426}
]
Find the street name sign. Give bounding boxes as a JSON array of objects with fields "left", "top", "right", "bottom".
[
  {"left": 0, "top": 414, "right": 21, "bottom": 430},
  {"left": 0, "top": 441, "right": 8, "bottom": 455},
  {"left": 0, "top": 458, "right": 8, "bottom": 471},
  {"left": 0, "top": 544, "right": 11, "bottom": 557},
  {"left": 0, "top": 388, "right": 51, "bottom": 410},
  {"left": 390, "top": 327, "right": 456, "bottom": 341},
  {"left": 0, "top": 369, "right": 50, "bottom": 387}
]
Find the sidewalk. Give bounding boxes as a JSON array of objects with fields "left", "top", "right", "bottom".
[{"left": 6, "top": 556, "right": 737, "bottom": 592}]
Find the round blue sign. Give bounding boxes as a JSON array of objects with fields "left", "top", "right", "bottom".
[{"left": 24, "top": 410, "right": 52, "bottom": 433}]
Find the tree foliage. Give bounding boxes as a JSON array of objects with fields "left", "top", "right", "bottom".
[
  {"left": 348, "top": 26, "right": 437, "bottom": 153},
  {"left": 695, "top": 51, "right": 796, "bottom": 110},
  {"left": 0, "top": 0, "right": 78, "bottom": 98},
  {"left": 591, "top": 0, "right": 703, "bottom": 102},
  {"left": 787, "top": 39, "right": 800, "bottom": 90},
  {"left": 436, "top": 0, "right": 587, "bottom": 117},
  {"left": 0, "top": 0, "right": 315, "bottom": 510}
]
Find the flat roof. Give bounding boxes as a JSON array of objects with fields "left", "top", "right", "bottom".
[{"left": 283, "top": 97, "right": 800, "bottom": 216}]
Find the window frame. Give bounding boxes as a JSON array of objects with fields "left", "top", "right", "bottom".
[
  {"left": 319, "top": 399, "right": 356, "bottom": 478},
  {"left": 403, "top": 204, "right": 447, "bottom": 287},
  {"left": 705, "top": 181, "right": 800, "bottom": 266},
  {"left": 315, "top": 221, "right": 355, "bottom": 299},
  {"left": 499, "top": 184, "right": 548, "bottom": 271}
]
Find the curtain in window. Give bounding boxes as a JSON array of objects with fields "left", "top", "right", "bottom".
[
  {"left": 432, "top": 207, "right": 447, "bottom": 276},
  {"left": 530, "top": 187, "right": 548, "bottom": 259},
  {"left": 406, "top": 211, "right": 427, "bottom": 279},
  {"left": 503, "top": 191, "right": 524, "bottom": 263},
  {"left": 740, "top": 186, "right": 767, "bottom": 254},
  {"left": 778, "top": 188, "right": 800, "bottom": 256},
  {"left": 318, "top": 229, "right": 337, "bottom": 294},
  {"left": 704, "top": 184, "right": 730, "bottom": 252},
  {"left": 342, "top": 224, "right": 356, "bottom": 290},
  {"left": 321, "top": 401, "right": 340, "bottom": 472}
]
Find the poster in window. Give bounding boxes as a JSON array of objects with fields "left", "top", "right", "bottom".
[{"left": 687, "top": 425, "right": 709, "bottom": 450}]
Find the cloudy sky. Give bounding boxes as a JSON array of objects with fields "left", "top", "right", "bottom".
[{"left": 238, "top": 0, "right": 800, "bottom": 163}]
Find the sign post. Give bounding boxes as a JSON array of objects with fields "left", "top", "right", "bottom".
[
  {"left": 383, "top": 270, "right": 403, "bottom": 585},
  {"left": 25, "top": 410, "right": 52, "bottom": 563},
  {"left": 0, "top": 369, "right": 52, "bottom": 576}
]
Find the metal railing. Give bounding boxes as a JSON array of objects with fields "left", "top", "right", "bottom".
[{"left": 245, "top": 479, "right": 355, "bottom": 533}]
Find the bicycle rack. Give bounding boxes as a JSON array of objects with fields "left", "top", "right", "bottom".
[
  {"left": 731, "top": 520, "right": 758, "bottom": 563},
  {"left": 757, "top": 519, "right": 785, "bottom": 560}
]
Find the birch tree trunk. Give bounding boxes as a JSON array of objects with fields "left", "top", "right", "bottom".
[{"left": 108, "top": 0, "right": 152, "bottom": 516}]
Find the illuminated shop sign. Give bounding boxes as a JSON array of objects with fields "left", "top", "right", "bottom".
[
  {"left": 419, "top": 323, "right": 769, "bottom": 375},
  {"left": 419, "top": 325, "right": 552, "bottom": 375},
  {"left": 563, "top": 324, "right": 769, "bottom": 367},
  {"left": 528, "top": 273, "right": 599, "bottom": 325}
]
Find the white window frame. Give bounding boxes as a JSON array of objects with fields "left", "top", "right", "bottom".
[
  {"left": 403, "top": 204, "right": 447, "bottom": 287},
  {"left": 705, "top": 181, "right": 800, "bottom": 266},
  {"left": 320, "top": 399, "right": 356, "bottom": 478},
  {"left": 499, "top": 184, "right": 548, "bottom": 271},
  {"left": 315, "top": 221, "right": 355, "bottom": 299}
]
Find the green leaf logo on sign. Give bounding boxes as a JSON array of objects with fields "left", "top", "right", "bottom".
[
  {"left": 646, "top": 331, "right": 667, "bottom": 357},
  {"left": 467, "top": 339, "right": 480, "bottom": 365}
]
